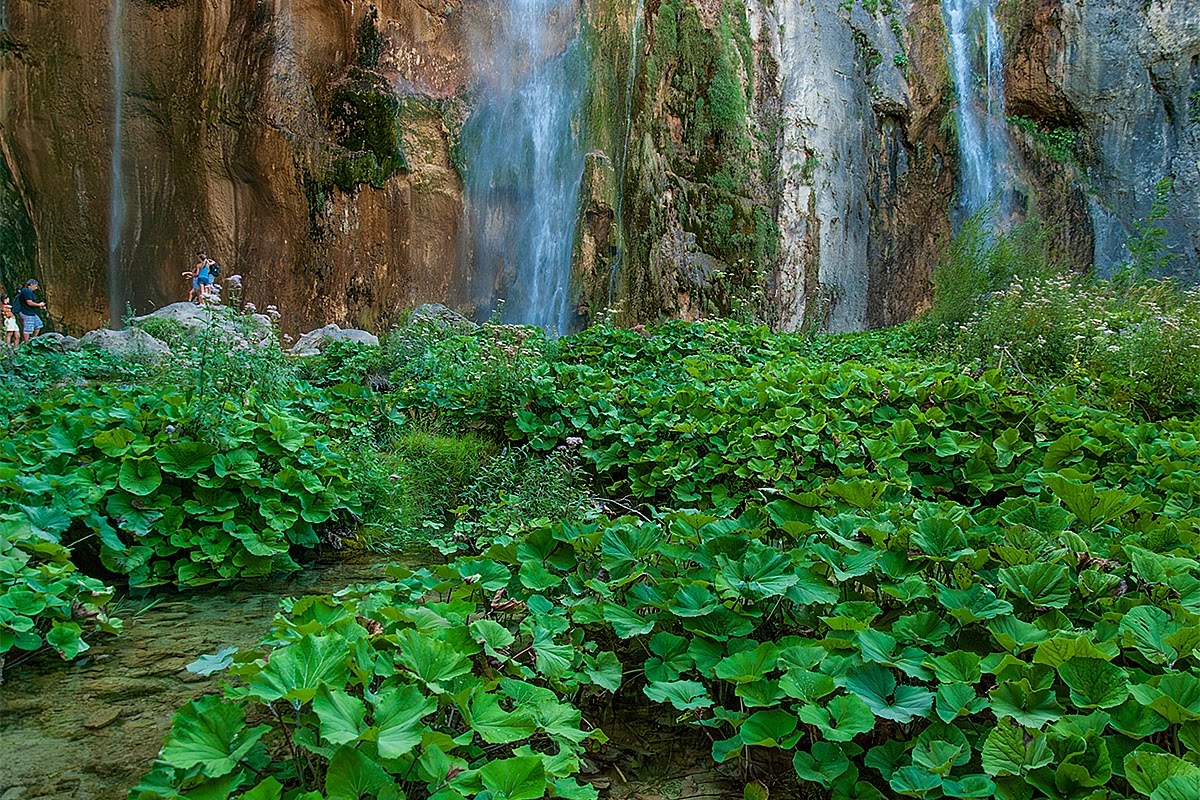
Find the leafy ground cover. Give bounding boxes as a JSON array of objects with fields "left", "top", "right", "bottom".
[{"left": 132, "top": 303, "right": 1200, "bottom": 800}]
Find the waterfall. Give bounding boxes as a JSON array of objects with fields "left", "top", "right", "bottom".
[
  {"left": 461, "top": 0, "right": 587, "bottom": 333},
  {"left": 607, "top": 0, "right": 646, "bottom": 306},
  {"left": 108, "top": 0, "right": 126, "bottom": 325},
  {"left": 943, "top": 0, "right": 1012, "bottom": 219}
]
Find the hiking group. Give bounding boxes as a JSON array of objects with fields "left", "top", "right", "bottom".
[
  {"left": 184, "top": 251, "right": 221, "bottom": 305},
  {"left": 2, "top": 279, "right": 46, "bottom": 348}
]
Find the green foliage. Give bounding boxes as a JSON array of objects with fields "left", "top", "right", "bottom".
[
  {"left": 1008, "top": 114, "right": 1077, "bottom": 163},
  {"left": 928, "top": 213, "right": 1200, "bottom": 413},
  {"left": 0, "top": 517, "right": 120, "bottom": 664},
  {"left": 1118, "top": 176, "right": 1177, "bottom": 282},
  {"left": 1, "top": 386, "right": 360, "bottom": 587}
]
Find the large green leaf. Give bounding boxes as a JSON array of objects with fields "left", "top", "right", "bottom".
[
  {"left": 997, "top": 562, "right": 1072, "bottom": 609},
  {"left": 470, "top": 691, "right": 538, "bottom": 743},
  {"left": 160, "top": 695, "right": 269, "bottom": 778},
  {"left": 1057, "top": 657, "right": 1130, "bottom": 709},
  {"left": 981, "top": 722, "right": 1052, "bottom": 776},
  {"left": 1120, "top": 606, "right": 1180, "bottom": 665},
  {"left": 324, "top": 744, "right": 392, "bottom": 800},
  {"left": 372, "top": 683, "right": 436, "bottom": 758},
  {"left": 119, "top": 458, "right": 163, "bottom": 497},
  {"left": 793, "top": 742, "right": 851, "bottom": 788},
  {"left": 247, "top": 634, "right": 349, "bottom": 703},
  {"left": 156, "top": 441, "right": 218, "bottom": 478},
  {"left": 937, "top": 584, "right": 1014, "bottom": 624},
  {"left": 395, "top": 628, "right": 472, "bottom": 692},
  {"left": 1044, "top": 473, "right": 1142, "bottom": 529},
  {"left": 796, "top": 694, "right": 876, "bottom": 741},
  {"left": 844, "top": 665, "right": 933, "bottom": 724},
  {"left": 1125, "top": 750, "right": 1200, "bottom": 797},
  {"left": 715, "top": 642, "right": 779, "bottom": 683},
  {"left": 643, "top": 679, "right": 713, "bottom": 711},
  {"left": 989, "top": 679, "right": 1063, "bottom": 728},
  {"left": 715, "top": 542, "right": 798, "bottom": 601},
  {"left": 911, "top": 517, "right": 974, "bottom": 562},
  {"left": 313, "top": 685, "right": 367, "bottom": 746},
  {"left": 739, "top": 708, "right": 798, "bottom": 747},
  {"left": 478, "top": 755, "right": 548, "bottom": 800}
]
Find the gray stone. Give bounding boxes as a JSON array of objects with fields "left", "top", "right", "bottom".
[
  {"left": 290, "top": 324, "right": 379, "bottom": 356},
  {"left": 130, "top": 302, "right": 274, "bottom": 347},
  {"left": 30, "top": 332, "right": 81, "bottom": 352},
  {"left": 79, "top": 327, "right": 171, "bottom": 362},
  {"left": 410, "top": 303, "right": 477, "bottom": 330}
]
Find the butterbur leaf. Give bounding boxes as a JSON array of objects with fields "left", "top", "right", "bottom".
[
  {"left": 935, "top": 682, "right": 986, "bottom": 723},
  {"left": 160, "top": 695, "right": 269, "bottom": 778},
  {"left": 716, "top": 542, "right": 798, "bottom": 601},
  {"left": 118, "top": 458, "right": 163, "bottom": 497},
  {"left": 471, "top": 619, "right": 516, "bottom": 655},
  {"left": 247, "top": 634, "right": 349, "bottom": 703},
  {"left": 844, "top": 664, "right": 933, "bottom": 724},
  {"left": 396, "top": 629, "right": 472, "bottom": 691},
  {"left": 583, "top": 651, "right": 622, "bottom": 692},
  {"left": 324, "top": 744, "right": 391, "bottom": 800},
  {"left": 889, "top": 766, "right": 942, "bottom": 797},
  {"left": 242, "top": 778, "right": 284, "bottom": 800},
  {"left": 313, "top": 685, "right": 367, "bottom": 746},
  {"left": 997, "top": 562, "right": 1072, "bottom": 609},
  {"left": 1124, "top": 750, "right": 1200, "bottom": 797},
  {"left": 1153, "top": 775, "right": 1200, "bottom": 800},
  {"left": 715, "top": 642, "right": 779, "bottom": 683},
  {"left": 780, "top": 669, "right": 836, "bottom": 702},
  {"left": 602, "top": 602, "right": 657, "bottom": 638},
  {"left": 1057, "top": 657, "right": 1130, "bottom": 709},
  {"left": 937, "top": 584, "right": 1013, "bottom": 624},
  {"left": 644, "top": 680, "right": 713, "bottom": 711},
  {"left": 942, "top": 776, "right": 996, "bottom": 799},
  {"left": 981, "top": 722, "right": 1052, "bottom": 776},
  {"left": 796, "top": 694, "right": 875, "bottom": 741},
  {"left": 911, "top": 517, "right": 974, "bottom": 562},
  {"left": 928, "top": 650, "right": 982, "bottom": 684},
  {"left": 668, "top": 584, "right": 719, "bottom": 617},
  {"left": 740, "top": 708, "right": 799, "bottom": 747},
  {"left": 793, "top": 742, "right": 851, "bottom": 788},
  {"left": 744, "top": 781, "right": 769, "bottom": 800},
  {"left": 645, "top": 632, "right": 692, "bottom": 682},
  {"left": 1120, "top": 606, "right": 1180, "bottom": 665},
  {"left": 372, "top": 684, "right": 436, "bottom": 758},
  {"left": 989, "top": 679, "right": 1063, "bottom": 728},
  {"left": 479, "top": 755, "right": 547, "bottom": 800},
  {"left": 470, "top": 692, "right": 537, "bottom": 743},
  {"left": 912, "top": 739, "right": 966, "bottom": 776},
  {"left": 156, "top": 441, "right": 217, "bottom": 478}
]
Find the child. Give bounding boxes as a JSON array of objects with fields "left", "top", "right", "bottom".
[{"left": 2, "top": 294, "right": 17, "bottom": 348}]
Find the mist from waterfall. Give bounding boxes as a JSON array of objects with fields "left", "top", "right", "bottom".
[
  {"left": 108, "top": 0, "right": 126, "bottom": 325},
  {"left": 460, "top": 0, "right": 587, "bottom": 333},
  {"left": 943, "top": 0, "right": 1012, "bottom": 220}
]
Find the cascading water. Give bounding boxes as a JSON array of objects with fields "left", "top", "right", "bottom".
[
  {"left": 460, "top": 0, "right": 587, "bottom": 333},
  {"left": 607, "top": 0, "right": 646, "bottom": 306},
  {"left": 943, "top": 0, "right": 1012, "bottom": 219},
  {"left": 108, "top": 0, "right": 126, "bottom": 324}
]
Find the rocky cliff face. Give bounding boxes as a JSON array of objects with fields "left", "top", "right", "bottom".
[
  {"left": 0, "top": 0, "right": 1196, "bottom": 335},
  {"left": 0, "top": 0, "right": 468, "bottom": 334},
  {"left": 1001, "top": 0, "right": 1200, "bottom": 278}
]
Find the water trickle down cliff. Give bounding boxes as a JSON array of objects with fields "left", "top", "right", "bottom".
[
  {"left": 107, "top": 0, "right": 125, "bottom": 324},
  {"left": 943, "top": 0, "right": 1012, "bottom": 220},
  {"left": 460, "top": 0, "right": 588, "bottom": 332}
]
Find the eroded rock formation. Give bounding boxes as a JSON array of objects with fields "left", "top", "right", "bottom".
[{"left": 0, "top": 0, "right": 1196, "bottom": 335}]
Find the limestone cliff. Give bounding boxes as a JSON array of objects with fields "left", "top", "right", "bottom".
[
  {"left": 0, "top": 0, "right": 468, "bottom": 334},
  {"left": 1, "top": 0, "right": 1197, "bottom": 336},
  {"left": 1000, "top": 0, "right": 1200, "bottom": 278}
]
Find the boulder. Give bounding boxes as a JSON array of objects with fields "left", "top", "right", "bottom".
[
  {"left": 290, "top": 324, "right": 379, "bottom": 356},
  {"left": 79, "top": 328, "right": 171, "bottom": 362},
  {"left": 30, "top": 332, "right": 81, "bottom": 352},
  {"left": 409, "top": 303, "right": 477, "bottom": 331},
  {"left": 130, "top": 303, "right": 274, "bottom": 347}
]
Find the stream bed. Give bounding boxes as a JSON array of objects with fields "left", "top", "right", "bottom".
[{"left": 1, "top": 554, "right": 394, "bottom": 800}]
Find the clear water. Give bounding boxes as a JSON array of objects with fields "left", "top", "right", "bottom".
[
  {"left": 943, "top": 0, "right": 1012, "bottom": 219},
  {"left": 460, "top": 0, "right": 587, "bottom": 333},
  {"left": 107, "top": 0, "right": 125, "bottom": 326}
]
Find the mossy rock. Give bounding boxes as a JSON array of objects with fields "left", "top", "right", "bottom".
[{"left": 330, "top": 73, "right": 410, "bottom": 188}]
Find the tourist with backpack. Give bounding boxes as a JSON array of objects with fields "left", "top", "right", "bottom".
[{"left": 16, "top": 278, "right": 45, "bottom": 344}]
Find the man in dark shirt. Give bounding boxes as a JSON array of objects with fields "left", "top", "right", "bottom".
[{"left": 16, "top": 278, "right": 45, "bottom": 344}]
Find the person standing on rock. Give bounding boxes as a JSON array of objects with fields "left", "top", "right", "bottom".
[
  {"left": 184, "top": 253, "right": 204, "bottom": 304},
  {"left": 16, "top": 278, "right": 46, "bottom": 344},
  {"left": 195, "top": 254, "right": 214, "bottom": 305},
  {"left": 2, "top": 293, "right": 19, "bottom": 348}
]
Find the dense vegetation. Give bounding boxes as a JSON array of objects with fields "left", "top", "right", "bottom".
[{"left": 6, "top": 222, "right": 1200, "bottom": 799}]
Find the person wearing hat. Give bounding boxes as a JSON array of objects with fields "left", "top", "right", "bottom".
[{"left": 16, "top": 278, "right": 45, "bottom": 344}]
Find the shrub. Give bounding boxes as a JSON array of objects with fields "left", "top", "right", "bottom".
[{"left": 2, "top": 385, "right": 360, "bottom": 587}]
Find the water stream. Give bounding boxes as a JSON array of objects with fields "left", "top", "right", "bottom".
[
  {"left": 460, "top": 0, "right": 587, "bottom": 333},
  {"left": 943, "top": 0, "right": 1012, "bottom": 220},
  {"left": 607, "top": 0, "right": 646, "bottom": 308},
  {"left": 0, "top": 556, "right": 393, "bottom": 800},
  {"left": 107, "top": 0, "right": 126, "bottom": 326}
]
